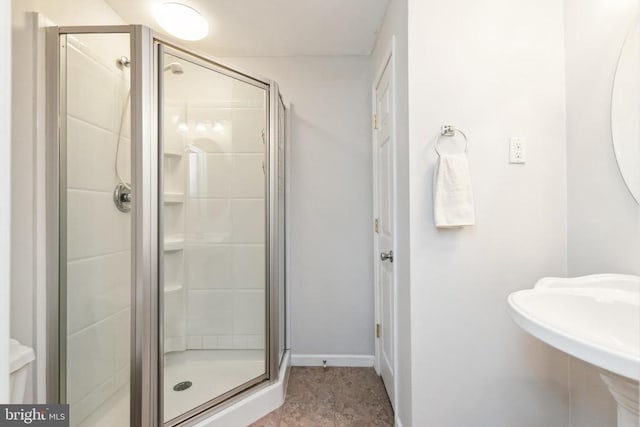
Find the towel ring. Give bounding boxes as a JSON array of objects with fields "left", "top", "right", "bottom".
[{"left": 435, "top": 125, "right": 469, "bottom": 156}]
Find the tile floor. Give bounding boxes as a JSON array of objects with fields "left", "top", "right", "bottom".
[{"left": 250, "top": 367, "right": 394, "bottom": 427}]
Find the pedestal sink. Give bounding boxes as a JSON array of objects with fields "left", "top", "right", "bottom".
[{"left": 507, "top": 274, "right": 640, "bottom": 427}]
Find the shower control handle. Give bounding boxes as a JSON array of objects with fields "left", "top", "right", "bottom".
[
  {"left": 113, "top": 183, "right": 132, "bottom": 213},
  {"left": 120, "top": 192, "right": 132, "bottom": 203},
  {"left": 380, "top": 251, "right": 393, "bottom": 263}
]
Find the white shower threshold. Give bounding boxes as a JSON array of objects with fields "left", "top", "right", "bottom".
[
  {"left": 76, "top": 349, "right": 288, "bottom": 427},
  {"left": 194, "top": 351, "right": 291, "bottom": 427},
  {"left": 76, "top": 386, "right": 128, "bottom": 427},
  {"left": 194, "top": 350, "right": 289, "bottom": 427}
]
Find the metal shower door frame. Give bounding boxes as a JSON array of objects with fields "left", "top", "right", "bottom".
[
  {"left": 155, "top": 40, "right": 280, "bottom": 426},
  {"left": 47, "top": 24, "right": 284, "bottom": 427}
]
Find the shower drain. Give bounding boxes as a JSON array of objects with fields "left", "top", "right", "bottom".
[{"left": 173, "top": 381, "right": 193, "bottom": 392}]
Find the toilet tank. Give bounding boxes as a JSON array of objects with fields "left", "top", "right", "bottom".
[{"left": 9, "top": 339, "right": 35, "bottom": 404}]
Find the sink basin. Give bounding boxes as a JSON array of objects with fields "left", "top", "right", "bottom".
[
  {"left": 508, "top": 274, "right": 640, "bottom": 427},
  {"left": 508, "top": 274, "right": 640, "bottom": 380}
]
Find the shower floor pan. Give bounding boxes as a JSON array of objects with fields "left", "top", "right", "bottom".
[
  {"left": 76, "top": 349, "right": 265, "bottom": 426},
  {"left": 163, "top": 349, "right": 265, "bottom": 421}
]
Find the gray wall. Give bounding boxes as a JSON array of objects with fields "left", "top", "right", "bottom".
[
  {"left": 1, "top": 0, "right": 12, "bottom": 404},
  {"left": 407, "top": 0, "right": 570, "bottom": 425},
  {"left": 226, "top": 56, "right": 375, "bottom": 357},
  {"left": 11, "top": 0, "right": 128, "bottom": 403},
  {"left": 10, "top": 7, "right": 39, "bottom": 404},
  {"left": 565, "top": 0, "right": 640, "bottom": 425}
]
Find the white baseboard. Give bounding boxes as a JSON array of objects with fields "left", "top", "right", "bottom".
[
  {"left": 291, "top": 354, "right": 375, "bottom": 367},
  {"left": 395, "top": 416, "right": 404, "bottom": 427}
]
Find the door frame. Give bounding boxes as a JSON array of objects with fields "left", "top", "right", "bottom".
[{"left": 371, "top": 36, "right": 398, "bottom": 410}]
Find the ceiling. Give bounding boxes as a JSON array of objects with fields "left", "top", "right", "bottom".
[{"left": 105, "top": 0, "right": 390, "bottom": 57}]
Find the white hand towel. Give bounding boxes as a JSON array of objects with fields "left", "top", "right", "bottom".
[{"left": 434, "top": 153, "right": 475, "bottom": 228}]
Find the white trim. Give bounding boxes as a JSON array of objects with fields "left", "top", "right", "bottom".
[
  {"left": 395, "top": 415, "right": 404, "bottom": 427},
  {"left": 371, "top": 80, "right": 380, "bottom": 376},
  {"left": 372, "top": 35, "right": 399, "bottom": 412},
  {"left": 0, "top": 0, "right": 11, "bottom": 404},
  {"left": 390, "top": 34, "right": 400, "bottom": 417},
  {"left": 35, "top": 12, "right": 52, "bottom": 404},
  {"left": 284, "top": 100, "right": 292, "bottom": 352},
  {"left": 371, "top": 86, "right": 379, "bottom": 375},
  {"left": 291, "top": 354, "right": 375, "bottom": 368},
  {"left": 373, "top": 43, "right": 394, "bottom": 89},
  {"left": 194, "top": 351, "right": 290, "bottom": 427}
]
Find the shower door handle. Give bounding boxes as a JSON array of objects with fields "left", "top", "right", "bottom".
[{"left": 380, "top": 251, "right": 393, "bottom": 263}]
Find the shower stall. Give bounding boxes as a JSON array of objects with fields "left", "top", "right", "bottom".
[{"left": 45, "top": 26, "right": 288, "bottom": 426}]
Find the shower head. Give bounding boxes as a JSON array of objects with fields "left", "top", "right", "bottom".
[{"left": 164, "top": 62, "right": 184, "bottom": 74}]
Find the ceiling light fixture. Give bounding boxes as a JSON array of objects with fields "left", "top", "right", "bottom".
[{"left": 153, "top": 2, "right": 209, "bottom": 41}]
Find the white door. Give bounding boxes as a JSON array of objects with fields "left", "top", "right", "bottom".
[{"left": 374, "top": 57, "right": 395, "bottom": 407}]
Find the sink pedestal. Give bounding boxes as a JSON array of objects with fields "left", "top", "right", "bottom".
[{"left": 600, "top": 371, "right": 639, "bottom": 427}]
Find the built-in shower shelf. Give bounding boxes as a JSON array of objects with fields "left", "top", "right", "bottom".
[
  {"left": 164, "top": 150, "right": 183, "bottom": 158},
  {"left": 164, "top": 284, "right": 183, "bottom": 293},
  {"left": 163, "top": 193, "right": 184, "bottom": 204},
  {"left": 164, "top": 238, "right": 184, "bottom": 252}
]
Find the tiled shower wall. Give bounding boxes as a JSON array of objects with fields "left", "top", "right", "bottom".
[
  {"left": 164, "top": 81, "right": 267, "bottom": 351},
  {"left": 65, "top": 35, "right": 131, "bottom": 425},
  {"left": 184, "top": 103, "right": 266, "bottom": 350}
]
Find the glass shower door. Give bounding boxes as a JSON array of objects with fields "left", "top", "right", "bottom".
[
  {"left": 159, "top": 49, "right": 268, "bottom": 424},
  {"left": 61, "top": 32, "right": 132, "bottom": 427},
  {"left": 53, "top": 26, "right": 285, "bottom": 427}
]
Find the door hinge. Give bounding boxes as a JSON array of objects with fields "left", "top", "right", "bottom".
[
  {"left": 374, "top": 218, "right": 379, "bottom": 233},
  {"left": 373, "top": 114, "right": 378, "bottom": 130},
  {"left": 376, "top": 323, "right": 381, "bottom": 338}
]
